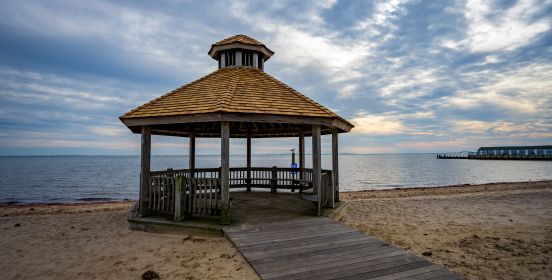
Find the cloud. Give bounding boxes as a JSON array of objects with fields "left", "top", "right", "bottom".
[
  {"left": 0, "top": 137, "right": 137, "bottom": 150},
  {"left": 91, "top": 125, "right": 129, "bottom": 137},
  {"left": 346, "top": 145, "right": 397, "bottom": 154},
  {"left": 0, "top": 0, "right": 550, "bottom": 155},
  {"left": 442, "top": 0, "right": 550, "bottom": 53},
  {"left": 399, "top": 139, "right": 471, "bottom": 151},
  {"left": 452, "top": 119, "right": 552, "bottom": 137},
  {"left": 337, "top": 84, "right": 358, "bottom": 99},
  {"left": 0, "top": 0, "right": 217, "bottom": 74},
  {"left": 228, "top": 0, "right": 372, "bottom": 83},
  {"left": 440, "top": 62, "right": 552, "bottom": 115},
  {"left": 354, "top": 0, "right": 412, "bottom": 35},
  {"left": 350, "top": 113, "right": 406, "bottom": 135}
]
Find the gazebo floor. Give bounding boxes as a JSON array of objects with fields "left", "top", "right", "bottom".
[{"left": 127, "top": 191, "right": 324, "bottom": 236}]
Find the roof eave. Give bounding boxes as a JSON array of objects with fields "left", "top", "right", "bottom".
[{"left": 120, "top": 112, "right": 353, "bottom": 132}]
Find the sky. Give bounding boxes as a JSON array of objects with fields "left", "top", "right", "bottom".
[{"left": 0, "top": 0, "right": 551, "bottom": 156}]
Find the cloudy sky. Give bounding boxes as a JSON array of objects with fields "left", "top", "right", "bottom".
[{"left": 0, "top": 0, "right": 551, "bottom": 156}]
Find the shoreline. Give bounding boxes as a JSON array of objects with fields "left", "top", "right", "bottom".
[
  {"left": 341, "top": 179, "right": 552, "bottom": 200},
  {"left": 2, "top": 179, "right": 551, "bottom": 208}
]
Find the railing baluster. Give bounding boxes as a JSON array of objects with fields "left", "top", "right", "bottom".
[
  {"left": 148, "top": 177, "right": 153, "bottom": 211},
  {"left": 203, "top": 179, "right": 207, "bottom": 215}
]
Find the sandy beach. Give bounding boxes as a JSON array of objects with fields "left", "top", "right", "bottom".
[
  {"left": 0, "top": 202, "right": 259, "bottom": 280},
  {"left": 341, "top": 181, "right": 552, "bottom": 280},
  {"left": 1, "top": 181, "right": 551, "bottom": 279}
]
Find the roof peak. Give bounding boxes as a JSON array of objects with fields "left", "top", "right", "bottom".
[
  {"left": 208, "top": 34, "right": 274, "bottom": 64},
  {"left": 213, "top": 34, "right": 265, "bottom": 46}
]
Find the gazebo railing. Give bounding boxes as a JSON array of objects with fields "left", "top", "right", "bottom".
[
  {"left": 185, "top": 177, "right": 221, "bottom": 216},
  {"left": 146, "top": 167, "right": 332, "bottom": 219},
  {"left": 148, "top": 172, "right": 177, "bottom": 216}
]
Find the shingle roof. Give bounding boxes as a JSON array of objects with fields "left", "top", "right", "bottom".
[
  {"left": 212, "top": 34, "right": 265, "bottom": 47},
  {"left": 120, "top": 67, "right": 348, "bottom": 124}
]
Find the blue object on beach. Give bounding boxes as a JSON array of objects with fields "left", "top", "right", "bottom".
[{"left": 291, "top": 162, "right": 298, "bottom": 174}]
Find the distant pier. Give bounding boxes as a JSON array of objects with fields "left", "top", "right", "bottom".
[
  {"left": 437, "top": 145, "right": 552, "bottom": 161},
  {"left": 437, "top": 154, "right": 552, "bottom": 161}
]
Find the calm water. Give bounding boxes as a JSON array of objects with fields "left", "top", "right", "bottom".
[{"left": 0, "top": 154, "right": 551, "bottom": 204}]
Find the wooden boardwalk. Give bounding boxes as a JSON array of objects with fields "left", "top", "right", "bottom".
[{"left": 224, "top": 217, "right": 464, "bottom": 280}]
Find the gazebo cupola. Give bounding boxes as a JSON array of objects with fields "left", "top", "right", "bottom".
[{"left": 208, "top": 34, "right": 274, "bottom": 70}]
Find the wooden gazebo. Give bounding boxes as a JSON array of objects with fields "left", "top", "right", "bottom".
[{"left": 120, "top": 35, "right": 354, "bottom": 224}]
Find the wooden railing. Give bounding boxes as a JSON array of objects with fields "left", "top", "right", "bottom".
[
  {"left": 148, "top": 171, "right": 177, "bottom": 216},
  {"left": 147, "top": 167, "right": 333, "bottom": 219},
  {"left": 186, "top": 177, "right": 221, "bottom": 216}
]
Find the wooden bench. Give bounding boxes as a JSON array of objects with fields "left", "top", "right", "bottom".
[{"left": 291, "top": 179, "right": 312, "bottom": 193}]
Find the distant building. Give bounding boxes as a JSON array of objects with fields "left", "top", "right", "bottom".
[{"left": 477, "top": 145, "right": 552, "bottom": 156}]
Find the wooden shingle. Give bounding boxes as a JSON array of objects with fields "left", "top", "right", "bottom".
[{"left": 121, "top": 67, "right": 349, "bottom": 125}]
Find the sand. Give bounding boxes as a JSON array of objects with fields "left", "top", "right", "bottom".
[
  {"left": 1, "top": 181, "right": 551, "bottom": 280},
  {"left": 0, "top": 201, "right": 259, "bottom": 280},
  {"left": 340, "top": 181, "right": 552, "bottom": 280}
]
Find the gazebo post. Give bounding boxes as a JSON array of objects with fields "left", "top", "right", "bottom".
[
  {"left": 312, "top": 125, "right": 322, "bottom": 216},
  {"left": 246, "top": 125, "right": 251, "bottom": 192},
  {"left": 139, "top": 125, "right": 151, "bottom": 216},
  {"left": 189, "top": 128, "right": 196, "bottom": 178},
  {"left": 332, "top": 128, "right": 339, "bottom": 202},
  {"left": 220, "top": 121, "right": 230, "bottom": 224},
  {"left": 299, "top": 132, "right": 305, "bottom": 180}
]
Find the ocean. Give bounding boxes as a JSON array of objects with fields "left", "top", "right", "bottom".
[{"left": 0, "top": 154, "right": 551, "bottom": 204}]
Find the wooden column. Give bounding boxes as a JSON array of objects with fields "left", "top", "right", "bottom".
[
  {"left": 189, "top": 128, "right": 196, "bottom": 178},
  {"left": 332, "top": 129, "right": 339, "bottom": 202},
  {"left": 246, "top": 127, "right": 252, "bottom": 192},
  {"left": 174, "top": 176, "right": 185, "bottom": 221},
  {"left": 299, "top": 132, "right": 305, "bottom": 180},
  {"left": 312, "top": 125, "right": 322, "bottom": 215},
  {"left": 220, "top": 121, "right": 230, "bottom": 224},
  {"left": 139, "top": 126, "right": 151, "bottom": 216}
]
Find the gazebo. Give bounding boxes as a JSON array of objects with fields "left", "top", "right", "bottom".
[{"left": 120, "top": 35, "right": 353, "bottom": 225}]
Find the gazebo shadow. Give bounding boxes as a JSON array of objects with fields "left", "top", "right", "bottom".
[{"left": 229, "top": 191, "right": 315, "bottom": 225}]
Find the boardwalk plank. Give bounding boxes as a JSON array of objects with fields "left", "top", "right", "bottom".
[
  {"left": 239, "top": 231, "right": 365, "bottom": 252},
  {"left": 225, "top": 218, "right": 334, "bottom": 233},
  {"left": 223, "top": 216, "right": 457, "bottom": 280},
  {"left": 240, "top": 233, "right": 370, "bottom": 254},
  {"left": 228, "top": 223, "right": 348, "bottom": 242},
  {"left": 245, "top": 236, "right": 381, "bottom": 259},
  {"left": 269, "top": 258, "right": 428, "bottom": 280},
  {"left": 259, "top": 250, "right": 409, "bottom": 277},
  {"left": 229, "top": 228, "right": 356, "bottom": 247},
  {"left": 253, "top": 246, "right": 401, "bottom": 273},
  {"left": 250, "top": 242, "right": 396, "bottom": 265},
  {"left": 247, "top": 239, "right": 385, "bottom": 261},
  {"left": 331, "top": 260, "right": 433, "bottom": 280}
]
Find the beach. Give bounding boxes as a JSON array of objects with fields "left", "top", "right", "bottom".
[
  {"left": 340, "top": 181, "right": 552, "bottom": 280},
  {"left": 1, "top": 181, "right": 551, "bottom": 279},
  {"left": 0, "top": 202, "right": 259, "bottom": 280}
]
